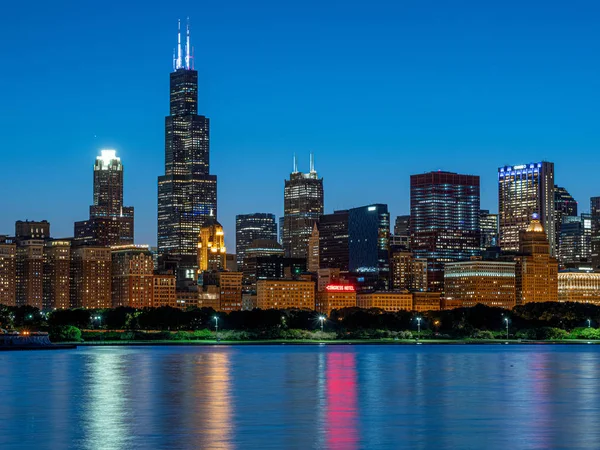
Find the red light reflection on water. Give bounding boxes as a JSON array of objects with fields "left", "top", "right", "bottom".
[{"left": 326, "top": 352, "right": 358, "bottom": 449}]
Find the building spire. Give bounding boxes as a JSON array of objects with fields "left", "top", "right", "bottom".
[
  {"left": 185, "top": 17, "right": 191, "bottom": 69},
  {"left": 310, "top": 153, "right": 315, "bottom": 173},
  {"left": 176, "top": 19, "right": 183, "bottom": 69},
  {"left": 293, "top": 154, "right": 298, "bottom": 173}
]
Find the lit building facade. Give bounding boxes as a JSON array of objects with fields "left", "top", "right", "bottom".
[
  {"left": 152, "top": 274, "right": 177, "bottom": 308},
  {"left": 480, "top": 210, "right": 499, "bottom": 249},
  {"left": 558, "top": 270, "right": 600, "bottom": 304},
  {"left": 392, "top": 215, "right": 411, "bottom": 250},
  {"left": 316, "top": 285, "right": 356, "bottom": 316},
  {"left": 318, "top": 210, "right": 349, "bottom": 271},
  {"left": 555, "top": 185, "right": 578, "bottom": 256},
  {"left": 559, "top": 214, "right": 592, "bottom": 265},
  {"left": 390, "top": 251, "right": 427, "bottom": 291},
  {"left": 591, "top": 197, "right": 600, "bottom": 269},
  {"left": 357, "top": 291, "right": 413, "bottom": 312},
  {"left": 410, "top": 171, "right": 481, "bottom": 290},
  {"left": 307, "top": 224, "right": 320, "bottom": 272},
  {"left": 111, "top": 245, "right": 154, "bottom": 308},
  {"left": 197, "top": 219, "right": 226, "bottom": 273},
  {"left": 256, "top": 279, "right": 315, "bottom": 310},
  {"left": 16, "top": 240, "right": 44, "bottom": 308},
  {"left": 0, "top": 239, "right": 16, "bottom": 306},
  {"left": 412, "top": 292, "right": 441, "bottom": 312},
  {"left": 218, "top": 272, "right": 243, "bottom": 312},
  {"left": 235, "top": 213, "right": 277, "bottom": 268},
  {"left": 158, "top": 21, "right": 217, "bottom": 283},
  {"left": 43, "top": 240, "right": 71, "bottom": 310},
  {"left": 348, "top": 204, "right": 390, "bottom": 289},
  {"left": 444, "top": 260, "right": 516, "bottom": 309},
  {"left": 515, "top": 217, "right": 559, "bottom": 305},
  {"left": 282, "top": 156, "right": 324, "bottom": 258},
  {"left": 498, "top": 162, "right": 555, "bottom": 255},
  {"left": 74, "top": 150, "right": 134, "bottom": 246},
  {"left": 71, "top": 247, "right": 112, "bottom": 309}
]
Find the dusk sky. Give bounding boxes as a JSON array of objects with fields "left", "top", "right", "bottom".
[{"left": 1, "top": 0, "right": 599, "bottom": 248}]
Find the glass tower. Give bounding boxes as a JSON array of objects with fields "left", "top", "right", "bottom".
[
  {"left": 235, "top": 213, "right": 277, "bottom": 268},
  {"left": 158, "top": 21, "right": 217, "bottom": 282}
]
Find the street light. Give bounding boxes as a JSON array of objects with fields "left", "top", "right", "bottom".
[
  {"left": 588, "top": 319, "right": 591, "bottom": 328},
  {"left": 319, "top": 316, "right": 325, "bottom": 332},
  {"left": 94, "top": 316, "right": 102, "bottom": 328},
  {"left": 214, "top": 316, "right": 219, "bottom": 334},
  {"left": 416, "top": 317, "right": 422, "bottom": 338},
  {"left": 504, "top": 317, "right": 509, "bottom": 340}
]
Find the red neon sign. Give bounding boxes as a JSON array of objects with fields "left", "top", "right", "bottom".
[{"left": 326, "top": 285, "right": 355, "bottom": 292}]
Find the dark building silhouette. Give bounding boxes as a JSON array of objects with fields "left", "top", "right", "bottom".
[
  {"left": 74, "top": 150, "right": 134, "bottom": 246},
  {"left": 555, "top": 185, "right": 578, "bottom": 256},
  {"left": 235, "top": 213, "right": 277, "bottom": 268},
  {"left": 392, "top": 215, "right": 410, "bottom": 250},
  {"left": 480, "top": 210, "right": 499, "bottom": 249},
  {"left": 318, "top": 210, "right": 349, "bottom": 272},
  {"left": 15, "top": 220, "right": 50, "bottom": 241},
  {"left": 592, "top": 197, "right": 600, "bottom": 269},
  {"left": 559, "top": 214, "right": 592, "bottom": 266},
  {"left": 410, "top": 171, "right": 480, "bottom": 290},
  {"left": 282, "top": 155, "right": 324, "bottom": 258},
  {"left": 158, "top": 20, "right": 217, "bottom": 283}
]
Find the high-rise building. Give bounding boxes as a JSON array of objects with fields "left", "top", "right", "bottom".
[
  {"left": 555, "top": 185, "right": 578, "bottom": 256},
  {"left": 158, "top": 20, "right": 217, "bottom": 283},
  {"left": 152, "top": 273, "right": 177, "bottom": 308},
  {"left": 235, "top": 213, "right": 277, "bottom": 268},
  {"left": 591, "top": 197, "right": 600, "bottom": 269},
  {"left": 479, "top": 210, "right": 499, "bottom": 249},
  {"left": 74, "top": 150, "right": 134, "bottom": 246},
  {"left": 15, "top": 240, "right": 44, "bottom": 308},
  {"left": 111, "top": 245, "right": 155, "bottom": 308},
  {"left": 318, "top": 210, "right": 349, "bottom": 271},
  {"left": 410, "top": 171, "right": 481, "bottom": 290},
  {"left": 307, "top": 224, "right": 320, "bottom": 272},
  {"left": 390, "top": 251, "right": 427, "bottom": 291},
  {"left": 282, "top": 155, "right": 324, "bottom": 258},
  {"left": 197, "top": 219, "right": 226, "bottom": 273},
  {"left": 558, "top": 270, "right": 600, "bottom": 304},
  {"left": 559, "top": 214, "right": 592, "bottom": 266},
  {"left": 348, "top": 204, "right": 390, "bottom": 289},
  {"left": 444, "top": 260, "right": 516, "bottom": 309},
  {"left": 242, "top": 239, "right": 285, "bottom": 289},
  {"left": 515, "top": 216, "right": 558, "bottom": 305},
  {"left": 71, "top": 247, "right": 112, "bottom": 309},
  {"left": 218, "top": 272, "right": 243, "bottom": 312},
  {"left": 43, "top": 240, "right": 71, "bottom": 310},
  {"left": 392, "top": 215, "right": 411, "bottom": 250},
  {"left": 498, "top": 162, "right": 555, "bottom": 255},
  {"left": 0, "top": 237, "right": 16, "bottom": 306}
]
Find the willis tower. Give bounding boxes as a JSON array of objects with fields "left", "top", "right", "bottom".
[{"left": 158, "top": 20, "right": 217, "bottom": 283}]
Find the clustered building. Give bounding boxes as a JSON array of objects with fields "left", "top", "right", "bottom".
[{"left": 3, "top": 24, "right": 600, "bottom": 318}]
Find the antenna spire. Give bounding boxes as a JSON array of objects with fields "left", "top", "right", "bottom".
[
  {"left": 185, "top": 17, "right": 191, "bottom": 69},
  {"left": 293, "top": 154, "right": 298, "bottom": 173},
  {"left": 176, "top": 19, "right": 183, "bottom": 69},
  {"left": 310, "top": 153, "right": 315, "bottom": 173}
]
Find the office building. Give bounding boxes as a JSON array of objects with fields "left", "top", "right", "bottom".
[
  {"left": 152, "top": 274, "right": 177, "bottom": 308},
  {"left": 282, "top": 155, "right": 324, "bottom": 258},
  {"left": 412, "top": 292, "right": 441, "bottom": 312},
  {"left": 316, "top": 284, "right": 356, "bottom": 316},
  {"left": 74, "top": 150, "right": 134, "bottom": 246},
  {"left": 43, "top": 240, "right": 71, "bottom": 310},
  {"left": 15, "top": 220, "right": 50, "bottom": 241},
  {"left": 356, "top": 291, "right": 413, "bottom": 312},
  {"left": 411, "top": 171, "right": 481, "bottom": 290},
  {"left": 480, "top": 210, "right": 499, "bottom": 249},
  {"left": 15, "top": 240, "right": 44, "bottom": 308},
  {"left": 0, "top": 238, "right": 16, "bottom": 306},
  {"left": 111, "top": 245, "right": 155, "bottom": 308},
  {"left": 317, "top": 268, "right": 341, "bottom": 292},
  {"left": 558, "top": 270, "right": 600, "bottom": 304},
  {"left": 515, "top": 216, "right": 559, "bottom": 305},
  {"left": 559, "top": 214, "right": 592, "bottom": 265},
  {"left": 307, "top": 224, "right": 320, "bottom": 272},
  {"left": 235, "top": 213, "right": 277, "bottom": 268},
  {"left": 218, "top": 272, "right": 243, "bottom": 312},
  {"left": 158, "top": 21, "right": 217, "bottom": 283},
  {"left": 555, "top": 186, "right": 578, "bottom": 256},
  {"left": 444, "top": 260, "right": 516, "bottom": 309},
  {"left": 197, "top": 219, "right": 226, "bottom": 273},
  {"left": 392, "top": 215, "right": 411, "bottom": 250},
  {"left": 242, "top": 240, "right": 285, "bottom": 288},
  {"left": 348, "top": 204, "right": 390, "bottom": 289},
  {"left": 256, "top": 279, "right": 315, "bottom": 310},
  {"left": 318, "top": 210, "right": 349, "bottom": 271},
  {"left": 390, "top": 251, "right": 427, "bottom": 291},
  {"left": 591, "top": 197, "right": 600, "bottom": 269},
  {"left": 71, "top": 247, "right": 112, "bottom": 309},
  {"left": 498, "top": 162, "right": 555, "bottom": 255}
]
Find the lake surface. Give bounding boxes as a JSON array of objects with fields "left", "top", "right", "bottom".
[{"left": 1, "top": 344, "right": 599, "bottom": 449}]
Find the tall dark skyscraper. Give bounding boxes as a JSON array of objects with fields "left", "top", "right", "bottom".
[
  {"left": 554, "top": 185, "right": 578, "bottom": 256},
  {"left": 74, "top": 150, "right": 134, "bottom": 246},
  {"left": 318, "top": 210, "right": 350, "bottom": 271},
  {"left": 392, "top": 215, "right": 411, "bottom": 250},
  {"left": 282, "top": 155, "right": 324, "bottom": 258},
  {"left": 590, "top": 197, "right": 600, "bottom": 269},
  {"left": 235, "top": 213, "right": 277, "bottom": 268},
  {"left": 479, "top": 210, "right": 499, "bottom": 249},
  {"left": 410, "top": 171, "right": 480, "bottom": 290},
  {"left": 498, "top": 162, "right": 555, "bottom": 255},
  {"left": 157, "top": 20, "right": 217, "bottom": 282}
]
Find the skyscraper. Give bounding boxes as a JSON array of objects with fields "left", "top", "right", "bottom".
[
  {"left": 158, "top": 20, "right": 217, "bottom": 282},
  {"left": 235, "top": 213, "right": 277, "bottom": 268},
  {"left": 554, "top": 185, "right": 578, "bottom": 256},
  {"left": 591, "top": 197, "right": 600, "bottom": 269},
  {"left": 282, "top": 155, "right": 324, "bottom": 258},
  {"left": 318, "top": 210, "right": 349, "bottom": 271},
  {"left": 498, "top": 162, "right": 555, "bottom": 255},
  {"left": 197, "top": 219, "right": 226, "bottom": 273},
  {"left": 392, "top": 215, "right": 411, "bottom": 250},
  {"left": 410, "top": 171, "right": 480, "bottom": 290},
  {"left": 74, "top": 149, "right": 134, "bottom": 246},
  {"left": 479, "top": 210, "right": 499, "bottom": 249},
  {"left": 559, "top": 214, "right": 592, "bottom": 266}
]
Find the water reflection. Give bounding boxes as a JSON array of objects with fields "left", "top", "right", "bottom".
[{"left": 325, "top": 351, "right": 358, "bottom": 449}]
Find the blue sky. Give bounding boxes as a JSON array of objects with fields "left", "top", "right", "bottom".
[{"left": 1, "top": 0, "right": 599, "bottom": 248}]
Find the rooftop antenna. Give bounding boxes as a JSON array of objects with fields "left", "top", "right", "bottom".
[
  {"left": 185, "top": 17, "right": 191, "bottom": 69},
  {"left": 176, "top": 19, "right": 182, "bottom": 69},
  {"left": 310, "top": 153, "right": 315, "bottom": 173},
  {"left": 293, "top": 154, "right": 298, "bottom": 173},
  {"left": 172, "top": 49, "right": 176, "bottom": 71}
]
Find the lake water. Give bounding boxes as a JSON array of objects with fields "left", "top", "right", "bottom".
[{"left": 1, "top": 344, "right": 599, "bottom": 449}]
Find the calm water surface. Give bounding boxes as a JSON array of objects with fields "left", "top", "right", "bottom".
[{"left": 1, "top": 344, "right": 599, "bottom": 449}]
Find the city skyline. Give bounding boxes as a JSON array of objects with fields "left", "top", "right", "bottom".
[{"left": 2, "top": 2, "right": 600, "bottom": 249}]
